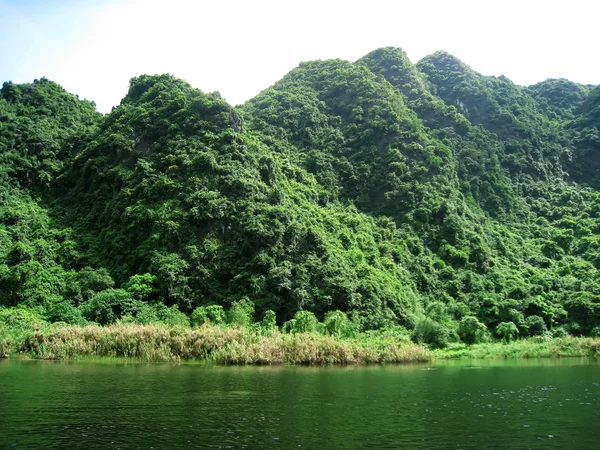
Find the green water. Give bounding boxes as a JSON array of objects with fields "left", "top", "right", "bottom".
[{"left": 1, "top": 358, "right": 599, "bottom": 449}]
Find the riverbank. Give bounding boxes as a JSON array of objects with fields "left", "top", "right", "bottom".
[
  {"left": 434, "top": 337, "right": 600, "bottom": 359},
  {"left": 2, "top": 323, "right": 600, "bottom": 364},
  {"left": 0, "top": 323, "right": 430, "bottom": 364}
]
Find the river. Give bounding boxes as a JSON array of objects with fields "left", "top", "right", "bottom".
[{"left": 1, "top": 358, "right": 599, "bottom": 449}]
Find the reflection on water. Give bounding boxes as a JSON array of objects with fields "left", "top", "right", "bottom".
[{"left": 1, "top": 358, "right": 599, "bottom": 449}]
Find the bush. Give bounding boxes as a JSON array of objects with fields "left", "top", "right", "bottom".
[
  {"left": 365, "top": 325, "right": 412, "bottom": 342},
  {"left": 165, "top": 305, "right": 190, "bottom": 327},
  {"left": 565, "top": 322, "right": 582, "bottom": 336},
  {"left": 412, "top": 317, "right": 456, "bottom": 349},
  {"left": 324, "top": 310, "right": 357, "bottom": 338},
  {"left": 0, "top": 334, "right": 11, "bottom": 358},
  {"left": 46, "top": 302, "right": 87, "bottom": 325},
  {"left": 66, "top": 267, "right": 115, "bottom": 304},
  {"left": 155, "top": 304, "right": 190, "bottom": 327},
  {"left": 551, "top": 326, "right": 569, "bottom": 338},
  {"left": 80, "top": 289, "right": 137, "bottom": 325},
  {"left": 191, "top": 306, "right": 208, "bottom": 327},
  {"left": 205, "top": 305, "right": 226, "bottom": 325},
  {"left": 507, "top": 309, "right": 528, "bottom": 334},
  {"left": 458, "top": 316, "right": 487, "bottom": 345},
  {"left": 260, "top": 310, "right": 277, "bottom": 331},
  {"left": 283, "top": 310, "right": 319, "bottom": 334},
  {"left": 122, "top": 273, "right": 157, "bottom": 301},
  {"left": 228, "top": 298, "right": 255, "bottom": 327},
  {"left": 525, "top": 315, "right": 547, "bottom": 336},
  {"left": 496, "top": 322, "right": 518, "bottom": 342},
  {"left": 133, "top": 303, "right": 160, "bottom": 325},
  {"left": 0, "top": 306, "right": 46, "bottom": 329}
]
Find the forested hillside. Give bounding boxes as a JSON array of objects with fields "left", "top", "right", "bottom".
[{"left": 1, "top": 47, "right": 599, "bottom": 347}]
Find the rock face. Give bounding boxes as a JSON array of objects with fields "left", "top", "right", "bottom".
[{"left": 229, "top": 109, "right": 243, "bottom": 132}]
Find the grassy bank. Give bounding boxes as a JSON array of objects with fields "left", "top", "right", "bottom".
[
  {"left": 0, "top": 323, "right": 431, "bottom": 364},
  {"left": 434, "top": 337, "right": 600, "bottom": 359},
  {"left": 3, "top": 323, "right": 600, "bottom": 364}
]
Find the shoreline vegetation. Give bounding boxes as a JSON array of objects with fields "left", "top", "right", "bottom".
[
  {"left": 2, "top": 322, "right": 600, "bottom": 364},
  {"left": 1, "top": 323, "right": 430, "bottom": 364}
]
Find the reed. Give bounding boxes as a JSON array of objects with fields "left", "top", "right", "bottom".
[
  {"left": 7, "top": 323, "right": 598, "bottom": 364},
  {"left": 9, "top": 323, "right": 431, "bottom": 364}
]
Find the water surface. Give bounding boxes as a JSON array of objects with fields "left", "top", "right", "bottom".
[{"left": 1, "top": 358, "right": 599, "bottom": 449}]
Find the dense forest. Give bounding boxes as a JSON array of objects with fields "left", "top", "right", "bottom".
[{"left": 1, "top": 47, "right": 599, "bottom": 348}]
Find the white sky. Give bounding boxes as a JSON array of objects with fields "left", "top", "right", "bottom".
[{"left": 1, "top": 0, "right": 598, "bottom": 113}]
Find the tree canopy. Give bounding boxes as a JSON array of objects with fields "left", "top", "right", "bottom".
[{"left": 1, "top": 48, "right": 600, "bottom": 346}]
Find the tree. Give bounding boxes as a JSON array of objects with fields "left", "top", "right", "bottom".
[{"left": 458, "top": 316, "right": 487, "bottom": 345}]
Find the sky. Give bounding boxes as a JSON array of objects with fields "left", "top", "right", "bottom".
[{"left": 1, "top": 0, "right": 598, "bottom": 113}]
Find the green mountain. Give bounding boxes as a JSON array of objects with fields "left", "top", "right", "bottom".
[{"left": 1, "top": 48, "right": 599, "bottom": 345}]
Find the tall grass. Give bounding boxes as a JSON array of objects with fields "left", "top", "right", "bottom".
[
  {"left": 5, "top": 322, "right": 599, "bottom": 364},
  {"left": 8, "top": 323, "right": 431, "bottom": 364}
]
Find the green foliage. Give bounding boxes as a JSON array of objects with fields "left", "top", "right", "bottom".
[
  {"left": 156, "top": 304, "right": 190, "bottom": 327},
  {"left": 324, "top": 310, "right": 357, "bottom": 338},
  {"left": 412, "top": 317, "right": 456, "bottom": 349},
  {"left": 205, "top": 305, "right": 226, "bottom": 325},
  {"left": 228, "top": 297, "right": 255, "bottom": 326},
  {"left": 524, "top": 315, "right": 547, "bottom": 336},
  {"left": 458, "top": 316, "right": 488, "bottom": 344},
  {"left": 80, "top": 289, "right": 136, "bottom": 325},
  {"left": 122, "top": 273, "right": 157, "bottom": 301},
  {"left": 526, "top": 78, "right": 590, "bottom": 119},
  {"left": 132, "top": 303, "right": 161, "bottom": 325},
  {"left": 0, "top": 306, "right": 46, "bottom": 329},
  {"left": 66, "top": 267, "right": 115, "bottom": 304},
  {"left": 1, "top": 50, "right": 600, "bottom": 346},
  {"left": 0, "top": 78, "right": 100, "bottom": 191},
  {"left": 496, "top": 322, "right": 519, "bottom": 342},
  {"left": 551, "top": 326, "right": 569, "bottom": 338},
  {"left": 46, "top": 301, "right": 87, "bottom": 325},
  {"left": 283, "top": 310, "right": 320, "bottom": 334},
  {"left": 191, "top": 306, "right": 208, "bottom": 327},
  {"left": 260, "top": 309, "right": 277, "bottom": 330}
]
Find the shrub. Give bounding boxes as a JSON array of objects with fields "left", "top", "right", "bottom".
[
  {"left": 411, "top": 317, "right": 456, "bottom": 349},
  {"left": 496, "top": 322, "right": 518, "bottom": 342},
  {"left": 191, "top": 306, "right": 208, "bottom": 327},
  {"left": 205, "top": 305, "right": 226, "bottom": 325},
  {"left": 565, "top": 322, "right": 582, "bottom": 336},
  {"left": 46, "top": 302, "right": 87, "bottom": 325},
  {"left": 155, "top": 304, "right": 190, "bottom": 327},
  {"left": 507, "top": 309, "right": 528, "bottom": 334},
  {"left": 80, "top": 289, "right": 137, "bottom": 325},
  {"left": 259, "top": 309, "right": 277, "bottom": 333},
  {"left": 122, "top": 273, "right": 157, "bottom": 301},
  {"left": 283, "top": 310, "right": 319, "bottom": 334},
  {"left": 458, "top": 316, "right": 487, "bottom": 345},
  {"left": 551, "top": 326, "right": 569, "bottom": 338},
  {"left": 165, "top": 305, "right": 190, "bottom": 327},
  {"left": 365, "top": 325, "right": 412, "bottom": 342},
  {"left": 0, "top": 306, "right": 46, "bottom": 329},
  {"left": 0, "top": 334, "right": 11, "bottom": 358},
  {"left": 324, "top": 310, "right": 357, "bottom": 338},
  {"left": 134, "top": 303, "right": 160, "bottom": 325},
  {"left": 525, "top": 315, "right": 547, "bottom": 336},
  {"left": 426, "top": 301, "right": 449, "bottom": 322},
  {"left": 228, "top": 298, "right": 255, "bottom": 327},
  {"left": 66, "top": 267, "right": 115, "bottom": 304}
]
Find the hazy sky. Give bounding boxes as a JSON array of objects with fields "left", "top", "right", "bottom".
[{"left": 1, "top": 0, "right": 598, "bottom": 113}]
